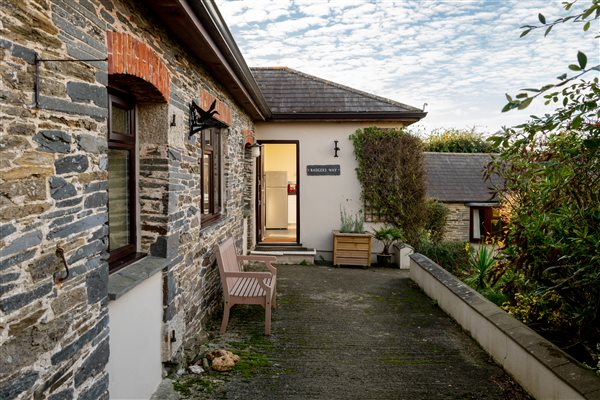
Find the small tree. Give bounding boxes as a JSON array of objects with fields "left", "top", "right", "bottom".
[{"left": 351, "top": 127, "right": 427, "bottom": 245}]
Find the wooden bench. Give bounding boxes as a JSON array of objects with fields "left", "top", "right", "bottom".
[{"left": 215, "top": 238, "right": 278, "bottom": 335}]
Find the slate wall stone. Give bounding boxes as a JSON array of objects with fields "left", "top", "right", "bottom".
[
  {"left": 444, "top": 203, "right": 471, "bottom": 242},
  {"left": 55, "top": 155, "right": 89, "bottom": 174},
  {"left": 1, "top": 0, "right": 256, "bottom": 398},
  {"left": 33, "top": 130, "right": 72, "bottom": 153}
]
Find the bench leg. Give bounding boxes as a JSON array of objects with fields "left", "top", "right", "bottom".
[
  {"left": 220, "top": 302, "right": 231, "bottom": 334},
  {"left": 264, "top": 299, "right": 271, "bottom": 336},
  {"left": 272, "top": 283, "right": 277, "bottom": 309}
]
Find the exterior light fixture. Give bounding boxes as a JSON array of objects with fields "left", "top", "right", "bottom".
[
  {"left": 250, "top": 143, "right": 262, "bottom": 158},
  {"left": 334, "top": 140, "right": 340, "bottom": 157}
]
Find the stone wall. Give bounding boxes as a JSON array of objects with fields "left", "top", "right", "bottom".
[
  {"left": 1, "top": 0, "right": 255, "bottom": 398},
  {"left": 443, "top": 202, "right": 470, "bottom": 242}
]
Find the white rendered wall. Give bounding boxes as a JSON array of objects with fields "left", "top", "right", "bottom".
[
  {"left": 256, "top": 121, "right": 404, "bottom": 258},
  {"left": 108, "top": 273, "right": 162, "bottom": 399}
]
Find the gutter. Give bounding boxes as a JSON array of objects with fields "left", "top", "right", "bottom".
[
  {"left": 143, "top": 0, "right": 271, "bottom": 121},
  {"left": 192, "top": 0, "right": 271, "bottom": 119},
  {"left": 267, "top": 111, "right": 428, "bottom": 123}
]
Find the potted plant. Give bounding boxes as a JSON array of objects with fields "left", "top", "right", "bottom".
[
  {"left": 372, "top": 226, "right": 403, "bottom": 266},
  {"left": 332, "top": 206, "right": 372, "bottom": 268}
]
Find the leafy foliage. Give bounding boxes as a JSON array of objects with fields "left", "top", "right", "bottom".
[
  {"left": 464, "top": 243, "right": 496, "bottom": 290},
  {"left": 424, "top": 199, "right": 449, "bottom": 243},
  {"left": 351, "top": 127, "right": 427, "bottom": 245},
  {"left": 424, "top": 128, "right": 495, "bottom": 153},
  {"left": 372, "top": 226, "right": 404, "bottom": 254},
  {"left": 416, "top": 240, "right": 470, "bottom": 276},
  {"left": 339, "top": 205, "right": 364, "bottom": 233},
  {"left": 488, "top": 0, "right": 600, "bottom": 365}
]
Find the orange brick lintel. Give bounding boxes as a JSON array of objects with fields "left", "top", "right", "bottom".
[
  {"left": 199, "top": 90, "right": 232, "bottom": 126},
  {"left": 243, "top": 130, "right": 255, "bottom": 146},
  {"left": 107, "top": 31, "right": 170, "bottom": 102}
]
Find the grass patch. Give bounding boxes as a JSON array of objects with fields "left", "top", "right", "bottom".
[
  {"left": 232, "top": 349, "right": 271, "bottom": 378},
  {"left": 227, "top": 335, "right": 274, "bottom": 379},
  {"left": 172, "top": 376, "right": 220, "bottom": 397}
]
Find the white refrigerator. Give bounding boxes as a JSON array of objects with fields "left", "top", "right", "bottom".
[{"left": 265, "top": 171, "right": 288, "bottom": 229}]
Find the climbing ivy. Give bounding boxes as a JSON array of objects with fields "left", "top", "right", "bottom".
[{"left": 351, "top": 127, "right": 426, "bottom": 245}]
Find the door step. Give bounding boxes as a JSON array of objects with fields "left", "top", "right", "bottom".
[
  {"left": 255, "top": 245, "right": 310, "bottom": 252},
  {"left": 250, "top": 247, "right": 316, "bottom": 265}
]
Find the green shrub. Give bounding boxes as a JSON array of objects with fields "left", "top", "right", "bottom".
[
  {"left": 416, "top": 240, "right": 469, "bottom": 276},
  {"left": 424, "top": 199, "right": 449, "bottom": 243},
  {"left": 488, "top": 0, "right": 599, "bottom": 365},
  {"left": 372, "top": 226, "right": 404, "bottom": 255},
  {"left": 424, "top": 128, "right": 495, "bottom": 153},
  {"left": 351, "top": 127, "right": 427, "bottom": 245},
  {"left": 465, "top": 244, "right": 496, "bottom": 290}
]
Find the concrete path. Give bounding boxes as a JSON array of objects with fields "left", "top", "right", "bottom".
[{"left": 161, "top": 265, "right": 531, "bottom": 399}]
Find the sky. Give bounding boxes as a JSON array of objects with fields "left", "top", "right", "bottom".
[{"left": 215, "top": 0, "right": 599, "bottom": 135}]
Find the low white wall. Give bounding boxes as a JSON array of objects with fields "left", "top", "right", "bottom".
[
  {"left": 409, "top": 254, "right": 600, "bottom": 400},
  {"left": 108, "top": 273, "right": 163, "bottom": 399}
]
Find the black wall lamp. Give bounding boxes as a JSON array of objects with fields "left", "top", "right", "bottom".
[
  {"left": 189, "top": 99, "right": 226, "bottom": 139},
  {"left": 333, "top": 140, "right": 340, "bottom": 157}
]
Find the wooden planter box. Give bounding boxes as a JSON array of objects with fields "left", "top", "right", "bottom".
[{"left": 332, "top": 231, "right": 372, "bottom": 268}]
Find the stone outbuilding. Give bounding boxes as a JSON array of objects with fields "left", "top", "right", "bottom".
[{"left": 424, "top": 152, "right": 503, "bottom": 242}]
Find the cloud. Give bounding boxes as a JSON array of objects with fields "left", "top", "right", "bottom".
[{"left": 215, "top": 0, "right": 600, "bottom": 133}]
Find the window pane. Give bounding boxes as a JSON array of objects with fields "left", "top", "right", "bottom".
[
  {"left": 108, "top": 149, "right": 130, "bottom": 250},
  {"left": 203, "top": 130, "right": 212, "bottom": 147},
  {"left": 202, "top": 154, "right": 211, "bottom": 214},
  {"left": 472, "top": 208, "right": 481, "bottom": 240},
  {"left": 111, "top": 104, "right": 130, "bottom": 135},
  {"left": 213, "top": 141, "right": 220, "bottom": 209}
]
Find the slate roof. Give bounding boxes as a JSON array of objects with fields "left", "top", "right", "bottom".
[
  {"left": 424, "top": 152, "right": 502, "bottom": 203},
  {"left": 250, "top": 67, "right": 427, "bottom": 122}
]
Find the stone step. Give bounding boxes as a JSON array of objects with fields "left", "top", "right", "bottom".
[
  {"left": 250, "top": 248, "right": 316, "bottom": 265},
  {"left": 254, "top": 244, "right": 310, "bottom": 252}
]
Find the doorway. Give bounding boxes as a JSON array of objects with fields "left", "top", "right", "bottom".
[{"left": 257, "top": 141, "right": 299, "bottom": 244}]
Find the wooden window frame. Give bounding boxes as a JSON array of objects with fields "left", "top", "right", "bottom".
[
  {"left": 107, "top": 91, "right": 140, "bottom": 271},
  {"left": 200, "top": 128, "right": 222, "bottom": 225},
  {"left": 469, "top": 206, "right": 502, "bottom": 243}
]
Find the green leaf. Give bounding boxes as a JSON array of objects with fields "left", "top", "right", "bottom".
[
  {"left": 583, "top": 21, "right": 591, "bottom": 31},
  {"left": 505, "top": 93, "right": 513, "bottom": 102},
  {"left": 572, "top": 115, "right": 583, "bottom": 129},
  {"left": 516, "top": 93, "right": 529, "bottom": 99},
  {"left": 577, "top": 51, "right": 587, "bottom": 69},
  {"left": 557, "top": 73, "right": 567, "bottom": 80},
  {"left": 544, "top": 26, "right": 553, "bottom": 37},
  {"left": 520, "top": 29, "right": 531, "bottom": 38},
  {"left": 538, "top": 13, "right": 546, "bottom": 24},
  {"left": 501, "top": 103, "right": 512, "bottom": 113},
  {"left": 582, "top": 5, "right": 595, "bottom": 19},
  {"left": 518, "top": 98, "right": 533, "bottom": 110},
  {"left": 568, "top": 64, "right": 582, "bottom": 71}
]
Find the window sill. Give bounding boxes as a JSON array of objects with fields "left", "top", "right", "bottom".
[
  {"left": 200, "top": 215, "right": 226, "bottom": 234},
  {"left": 108, "top": 256, "right": 167, "bottom": 301}
]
